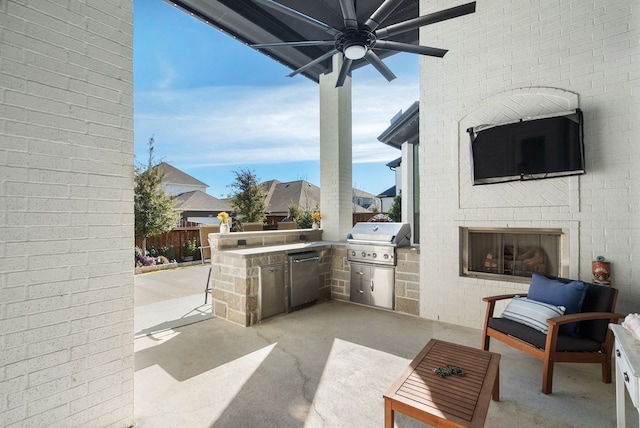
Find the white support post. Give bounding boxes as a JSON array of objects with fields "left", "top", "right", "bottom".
[
  {"left": 319, "top": 54, "right": 353, "bottom": 241},
  {"left": 401, "top": 141, "right": 415, "bottom": 242}
]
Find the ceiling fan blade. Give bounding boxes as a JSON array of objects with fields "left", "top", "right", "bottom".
[
  {"left": 288, "top": 49, "right": 338, "bottom": 77},
  {"left": 338, "top": 0, "right": 358, "bottom": 30},
  {"left": 375, "top": 2, "right": 476, "bottom": 39},
  {"left": 373, "top": 40, "right": 448, "bottom": 57},
  {"left": 253, "top": 0, "right": 340, "bottom": 36},
  {"left": 364, "top": 50, "right": 396, "bottom": 82},
  {"left": 364, "top": 0, "right": 404, "bottom": 31},
  {"left": 252, "top": 40, "right": 335, "bottom": 48},
  {"left": 335, "top": 57, "right": 353, "bottom": 87}
]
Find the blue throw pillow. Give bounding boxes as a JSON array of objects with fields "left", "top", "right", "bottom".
[{"left": 527, "top": 274, "right": 587, "bottom": 336}]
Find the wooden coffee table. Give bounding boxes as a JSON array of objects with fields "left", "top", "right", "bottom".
[{"left": 383, "top": 339, "right": 500, "bottom": 428}]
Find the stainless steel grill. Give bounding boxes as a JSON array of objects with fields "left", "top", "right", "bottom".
[
  {"left": 346, "top": 222, "right": 412, "bottom": 266},
  {"left": 346, "top": 222, "right": 411, "bottom": 310}
]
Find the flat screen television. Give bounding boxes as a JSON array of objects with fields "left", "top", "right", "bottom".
[{"left": 468, "top": 109, "right": 585, "bottom": 185}]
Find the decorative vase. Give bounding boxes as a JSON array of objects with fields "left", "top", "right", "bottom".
[
  {"left": 220, "top": 223, "right": 230, "bottom": 234},
  {"left": 312, "top": 222, "right": 319, "bottom": 230},
  {"left": 592, "top": 259, "right": 611, "bottom": 285}
]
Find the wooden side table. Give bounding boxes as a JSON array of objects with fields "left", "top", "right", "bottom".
[
  {"left": 383, "top": 339, "right": 500, "bottom": 428},
  {"left": 610, "top": 324, "right": 640, "bottom": 427}
]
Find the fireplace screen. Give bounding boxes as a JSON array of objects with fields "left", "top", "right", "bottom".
[{"left": 462, "top": 228, "right": 561, "bottom": 280}]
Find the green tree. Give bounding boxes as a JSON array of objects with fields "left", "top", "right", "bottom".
[
  {"left": 295, "top": 204, "right": 316, "bottom": 229},
  {"left": 134, "top": 137, "right": 180, "bottom": 254},
  {"left": 387, "top": 194, "right": 402, "bottom": 222},
  {"left": 227, "top": 168, "right": 268, "bottom": 226}
]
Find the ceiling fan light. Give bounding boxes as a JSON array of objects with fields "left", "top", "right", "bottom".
[{"left": 344, "top": 44, "right": 367, "bottom": 60}]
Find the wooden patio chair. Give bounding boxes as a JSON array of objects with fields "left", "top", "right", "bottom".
[{"left": 482, "top": 274, "right": 625, "bottom": 394}]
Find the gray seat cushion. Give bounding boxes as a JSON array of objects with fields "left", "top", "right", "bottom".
[{"left": 487, "top": 317, "right": 602, "bottom": 352}]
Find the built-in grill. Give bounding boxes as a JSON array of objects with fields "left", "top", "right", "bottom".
[
  {"left": 346, "top": 222, "right": 412, "bottom": 310},
  {"left": 346, "top": 222, "right": 412, "bottom": 266}
]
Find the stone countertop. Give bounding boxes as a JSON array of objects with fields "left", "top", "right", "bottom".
[{"left": 219, "top": 241, "right": 335, "bottom": 257}]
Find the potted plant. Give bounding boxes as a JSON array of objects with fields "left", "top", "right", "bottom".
[
  {"left": 182, "top": 238, "right": 197, "bottom": 261},
  {"left": 217, "top": 211, "right": 231, "bottom": 233},
  {"left": 311, "top": 211, "right": 322, "bottom": 229}
]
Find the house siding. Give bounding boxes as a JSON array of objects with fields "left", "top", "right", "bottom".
[
  {"left": 0, "top": 1, "right": 134, "bottom": 427},
  {"left": 419, "top": 0, "right": 639, "bottom": 327}
]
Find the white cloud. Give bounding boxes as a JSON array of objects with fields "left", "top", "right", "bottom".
[
  {"left": 351, "top": 74, "right": 418, "bottom": 163},
  {"left": 135, "top": 72, "right": 416, "bottom": 169},
  {"left": 136, "top": 83, "right": 318, "bottom": 166},
  {"left": 155, "top": 56, "right": 179, "bottom": 90}
]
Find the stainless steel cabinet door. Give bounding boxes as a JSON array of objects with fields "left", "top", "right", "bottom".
[
  {"left": 260, "top": 263, "right": 285, "bottom": 320},
  {"left": 370, "top": 266, "right": 395, "bottom": 310},
  {"left": 289, "top": 252, "right": 320, "bottom": 309}
]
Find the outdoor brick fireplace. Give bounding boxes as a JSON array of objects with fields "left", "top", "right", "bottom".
[{"left": 461, "top": 227, "right": 568, "bottom": 282}]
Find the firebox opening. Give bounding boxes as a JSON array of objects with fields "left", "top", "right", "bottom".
[{"left": 461, "top": 227, "right": 564, "bottom": 282}]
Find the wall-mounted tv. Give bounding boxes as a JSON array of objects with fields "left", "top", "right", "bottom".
[{"left": 468, "top": 109, "right": 585, "bottom": 185}]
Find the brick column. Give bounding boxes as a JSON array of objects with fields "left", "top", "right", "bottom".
[{"left": 319, "top": 54, "right": 352, "bottom": 242}]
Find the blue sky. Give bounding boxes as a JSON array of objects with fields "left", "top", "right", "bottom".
[{"left": 133, "top": 0, "right": 419, "bottom": 198}]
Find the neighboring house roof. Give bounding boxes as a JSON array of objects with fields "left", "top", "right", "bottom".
[
  {"left": 155, "top": 163, "right": 378, "bottom": 215},
  {"left": 258, "top": 179, "right": 375, "bottom": 215},
  {"left": 261, "top": 179, "right": 281, "bottom": 205},
  {"left": 157, "top": 162, "right": 208, "bottom": 188},
  {"left": 352, "top": 187, "right": 376, "bottom": 199},
  {"left": 264, "top": 180, "right": 320, "bottom": 214},
  {"left": 173, "top": 190, "right": 230, "bottom": 212},
  {"left": 353, "top": 203, "right": 373, "bottom": 213},
  {"left": 377, "top": 186, "right": 396, "bottom": 198}
]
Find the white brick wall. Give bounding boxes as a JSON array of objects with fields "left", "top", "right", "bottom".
[
  {"left": 1, "top": 1, "right": 134, "bottom": 426},
  {"left": 419, "top": 0, "right": 639, "bottom": 327}
]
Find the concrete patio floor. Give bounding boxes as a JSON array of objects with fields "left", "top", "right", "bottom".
[
  {"left": 134, "top": 264, "right": 212, "bottom": 338},
  {"left": 134, "top": 267, "right": 633, "bottom": 427}
]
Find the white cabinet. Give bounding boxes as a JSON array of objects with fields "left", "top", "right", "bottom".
[{"left": 610, "top": 324, "right": 640, "bottom": 427}]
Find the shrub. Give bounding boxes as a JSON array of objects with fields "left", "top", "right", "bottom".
[
  {"left": 148, "top": 245, "right": 175, "bottom": 262},
  {"left": 183, "top": 238, "right": 197, "bottom": 257},
  {"left": 138, "top": 254, "right": 156, "bottom": 266},
  {"left": 387, "top": 194, "right": 401, "bottom": 222},
  {"left": 134, "top": 246, "right": 156, "bottom": 267},
  {"left": 296, "top": 205, "right": 320, "bottom": 229}
]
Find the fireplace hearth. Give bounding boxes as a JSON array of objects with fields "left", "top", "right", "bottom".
[{"left": 461, "top": 228, "right": 563, "bottom": 281}]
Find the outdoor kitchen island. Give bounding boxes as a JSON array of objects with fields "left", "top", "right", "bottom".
[
  {"left": 208, "top": 229, "right": 331, "bottom": 327},
  {"left": 208, "top": 228, "right": 420, "bottom": 327}
]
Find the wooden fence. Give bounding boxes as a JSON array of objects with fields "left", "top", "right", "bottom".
[
  {"left": 135, "top": 227, "right": 202, "bottom": 262},
  {"left": 353, "top": 212, "right": 386, "bottom": 223}
]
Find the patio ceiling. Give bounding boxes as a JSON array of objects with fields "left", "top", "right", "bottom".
[{"left": 165, "top": 0, "right": 420, "bottom": 83}]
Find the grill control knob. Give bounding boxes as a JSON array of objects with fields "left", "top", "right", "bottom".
[
  {"left": 351, "top": 251, "right": 356, "bottom": 257},
  {"left": 361, "top": 251, "right": 366, "bottom": 257},
  {"left": 383, "top": 254, "right": 389, "bottom": 259},
  {"left": 372, "top": 253, "right": 377, "bottom": 258}
]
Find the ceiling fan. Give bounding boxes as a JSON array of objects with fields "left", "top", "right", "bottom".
[{"left": 251, "top": 0, "right": 476, "bottom": 87}]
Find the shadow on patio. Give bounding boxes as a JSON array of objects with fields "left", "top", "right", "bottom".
[{"left": 134, "top": 299, "right": 633, "bottom": 427}]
